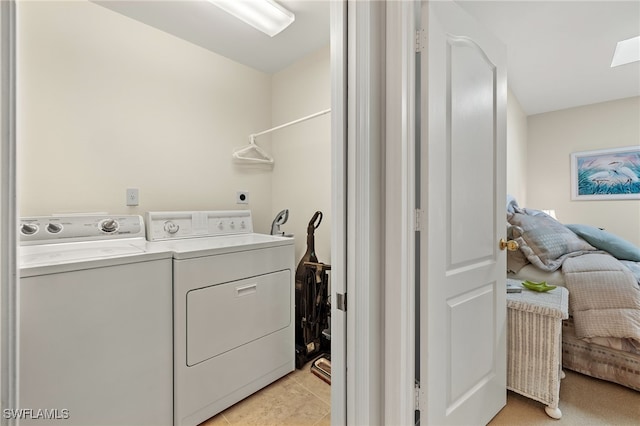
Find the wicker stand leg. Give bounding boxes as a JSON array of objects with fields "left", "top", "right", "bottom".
[
  {"left": 544, "top": 324, "right": 563, "bottom": 419},
  {"left": 545, "top": 406, "right": 562, "bottom": 419}
]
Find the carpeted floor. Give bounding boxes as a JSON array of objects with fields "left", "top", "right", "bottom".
[{"left": 489, "top": 369, "right": 640, "bottom": 425}]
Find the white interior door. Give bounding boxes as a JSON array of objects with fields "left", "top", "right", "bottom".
[{"left": 418, "top": 1, "right": 507, "bottom": 424}]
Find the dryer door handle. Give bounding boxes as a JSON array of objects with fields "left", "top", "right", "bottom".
[{"left": 236, "top": 283, "right": 258, "bottom": 297}]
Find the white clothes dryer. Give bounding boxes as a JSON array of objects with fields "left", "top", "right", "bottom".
[
  {"left": 18, "top": 215, "right": 173, "bottom": 426},
  {"left": 145, "top": 210, "right": 295, "bottom": 426}
]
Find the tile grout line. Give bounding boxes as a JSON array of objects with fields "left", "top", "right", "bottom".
[
  {"left": 311, "top": 412, "right": 330, "bottom": 426},
  {"left": 290, "top": 370, "right": 331, "bottom": 409},
  {"left": 302, "top": 385, "right": 331, "bottom": 410}
]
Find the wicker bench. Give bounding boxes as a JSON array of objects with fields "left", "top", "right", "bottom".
[{"left": 506, "top": 280, "right": 569, "bottom": 419}]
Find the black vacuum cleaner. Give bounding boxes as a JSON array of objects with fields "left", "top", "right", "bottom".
[{"left": 294, "top": 212, "right": 331, "bottom": 376}]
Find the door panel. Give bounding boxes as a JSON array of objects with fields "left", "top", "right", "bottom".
[
  {"left": 449, "top": 285, "right": 495, "bottom": 403},
  {"left": 419, "top": 1, "right": 507, "bottom": 424},
  {"left": 449, "top": 38, "right": 496, "bottom": 266}
]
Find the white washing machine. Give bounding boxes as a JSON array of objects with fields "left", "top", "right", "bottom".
[
  {"left": 18, "top": 215, "right": 173, "bottom": 426},
  {"left": 145, "top": 210, "right": 295, "bottom": 426}
]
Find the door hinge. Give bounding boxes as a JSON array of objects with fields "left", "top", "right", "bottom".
[
  {"left": 337, "top": 292, "right": 347, "bottom": 312},
  {"left": 414, "top": 382, "right": 421, "bottom": 411},
  {"left": 415, "top": 29, "right": 426, "bottom": 52},
  {"left": 414, "top": 209, "right": 424, "bottom": 232}
]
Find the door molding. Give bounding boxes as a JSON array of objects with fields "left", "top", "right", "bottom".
[
  {"left": 341, "top": 1, "right": 421, "bottom": 422},
  {"left": 344, "top": 0, "right": 385, "bottom": 424},
  {"left": 1, "top": 0, "right": 19, "bottom": 422},
  {"left": 329, "top": 1, "right": 347, "bottom": 424},
  {"left": 384, "top": 1, "right": 419, "bottom": 425}
]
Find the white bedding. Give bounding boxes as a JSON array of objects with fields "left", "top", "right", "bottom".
[
  {"left": 509, "top": 260, "right": 640, "bottom": 287},
  {"left": 508, "top": 257, "right": 640, "bottom": 355}
]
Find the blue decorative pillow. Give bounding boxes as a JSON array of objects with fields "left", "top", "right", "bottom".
[{"left": 565, "top": 224, "right": 640, "bottom": 262}]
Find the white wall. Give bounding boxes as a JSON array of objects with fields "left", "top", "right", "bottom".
[
  {"left": 17, "top": 1, "right": 276, "bottom": 232},
  {"left": 506, "top": 88, "right": 527, "bottom": 205},
  {"left": 271, "top": 47, "right": 331, "bottom": 264},
  {"left": 527, "top": 96, "right": 640, "bottom": 246}
]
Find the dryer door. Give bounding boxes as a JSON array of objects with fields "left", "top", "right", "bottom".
[{"left": 186, "top": 270, "right": 291, "bottom": 366}]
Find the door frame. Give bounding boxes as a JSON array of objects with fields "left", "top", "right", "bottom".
[
  {"left": 1, "top": 0, "right": 18, "bottom": 423},
  {"left": 337, "top": 1, "right": 420, "bottom": 423},
  {"left": 329, "top": 1, "right": 347, "bottom": 424},
  {"left": 384, "top": 0, "right": 419, "bottom": 425},
  {"left": 344, "top": 1, "right": 386, "bottom": 424}
]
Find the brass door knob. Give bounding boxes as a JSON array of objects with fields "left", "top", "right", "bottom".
[{"left": 499, "top": 238, "right": 519, "bottom": 251}]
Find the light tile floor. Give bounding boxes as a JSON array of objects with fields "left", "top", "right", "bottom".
[{"left": 199, "top": 361, "right": 331, "bottom": 426}]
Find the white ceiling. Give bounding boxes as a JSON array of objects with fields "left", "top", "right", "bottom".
[
  {"left": 458, "top": 1, "right": 640, "bottom": 115},
  {"left": 93, "top": 0, "right": 330, "bottom": 74},
  {"left": 94, "top": 1, "right": 640, "bottom": 116}
]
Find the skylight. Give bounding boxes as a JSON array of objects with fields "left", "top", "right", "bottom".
[{"left": 611, "top": 36, "right": 640, "bottom": 67}]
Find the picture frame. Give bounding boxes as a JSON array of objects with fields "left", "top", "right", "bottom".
[{"left": 571, "top": 146, "right": 640, "bottom": 200}]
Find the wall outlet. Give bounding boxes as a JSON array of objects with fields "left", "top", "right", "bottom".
[
  {"left": 126, "top": 188, "right": 139, "bottom": 206},
  {"left": 236, "top": 191, "right": 249, "bottom": 204}
]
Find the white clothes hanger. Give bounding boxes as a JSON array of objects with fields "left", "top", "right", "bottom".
[
  {"left": 232, "top": 108, "right": 331, "bottom": 166},
  {"left": 232, "top": 135, "right": 275, "bottom": 165}
]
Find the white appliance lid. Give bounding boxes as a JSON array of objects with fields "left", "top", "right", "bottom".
[
  {"left": 19, "top": 239, "right": 174, "bottom": 277},
  {"left": 152, "top": 232, "right": 293, "bottom": 259}
]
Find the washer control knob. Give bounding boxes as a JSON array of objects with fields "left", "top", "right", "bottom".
[
  {"left": 46, "top": 223, "right": 63, "bottom": 234},
  {"left": 20, "top": 223, "right": 39, "bottom": 235},
  {"left": 239, "top": 221, "right": 246, "bottom": 230},
  {"left": 164, "top": 221, "right": 179, "bottom": 234},
  {"left": 229, "top": 221, "right": 235, "bottom": 230},
  {"left": 100, "top": 219, "right": 119, "bottom": 233},
  {"left": 217, "top": 221, "right": 224, "bottom": 230}
]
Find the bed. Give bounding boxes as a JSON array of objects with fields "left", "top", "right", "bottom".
[{"left": 506, "top": 198, "right": 640, "bottom": 392}]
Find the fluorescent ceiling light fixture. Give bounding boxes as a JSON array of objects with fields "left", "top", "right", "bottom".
[
  {"left": 209, "top": 0, "right": 295, "bottom": 37},
  {"left": 611, "top": 36, "right": 640, "bottom": 67}
]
